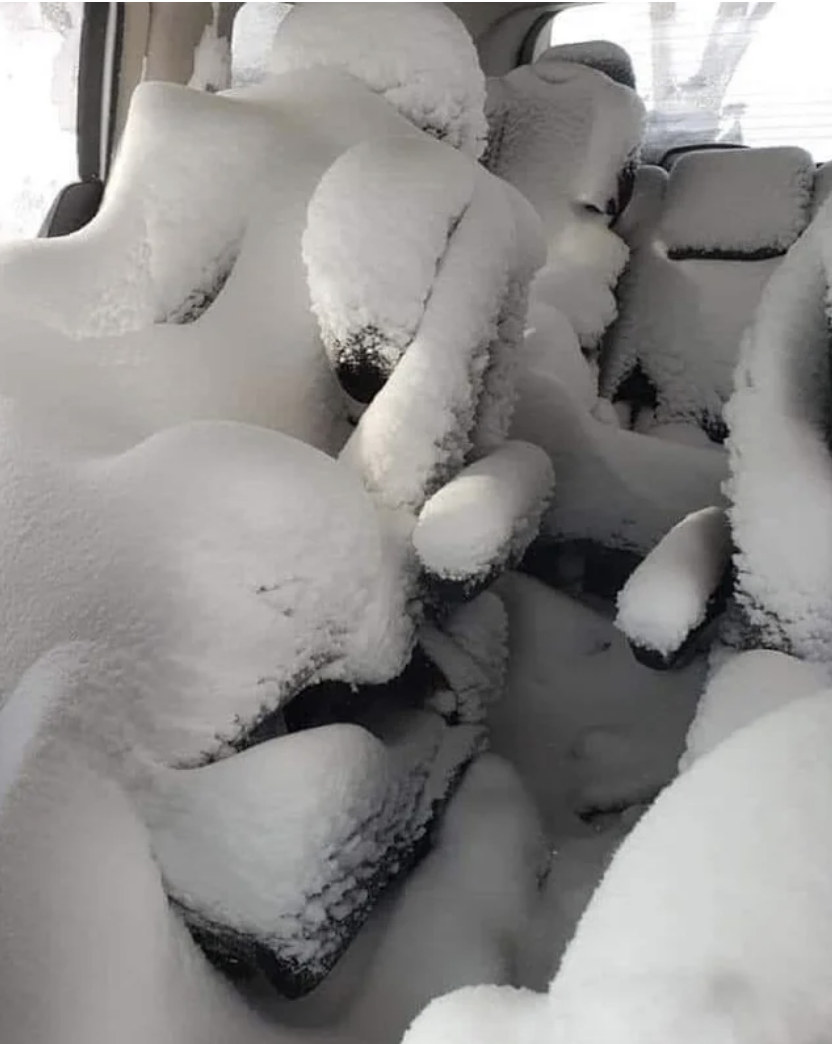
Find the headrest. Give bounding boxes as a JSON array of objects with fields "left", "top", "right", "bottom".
[
  {"left": 658, "top": 147, "right": 814, "bottom": 260},
  {"left": 269, "top": 3, "right": 487, "bottom": 158},
  {"left": 536, "top": 40, "right": 636, "bottom": 90},
  {"left": 615, "top": 163, "right": 668, "bottom": 244},
  {"left": 485, "top": 59, "right": 644, "bottom": 224}
]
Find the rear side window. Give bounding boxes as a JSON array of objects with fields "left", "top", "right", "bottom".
[
  {"left": 545, "top": 2, "right": 832, "bottom": 162},
  {"left": 0, "top": 2, "right": 82, "bottom": 240}
]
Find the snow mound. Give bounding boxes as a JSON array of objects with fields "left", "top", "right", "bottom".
[
  {"left": 682, "top": 649, "right": 829, "bottom": 767},
  {"left": 413, "top": 441, "right": 553, "bottom": 585},
  {"left": 659, "top": 146, "right": 814, "bottom": 260},
  {"left": 269, "top": 3, "right": 487, "bottom": 157},
  {"left": 602, "top": 148, "right": 815, "bottom": 437},
  {"left": 616, "top": 506, "right": 731, "bottom": 658}
]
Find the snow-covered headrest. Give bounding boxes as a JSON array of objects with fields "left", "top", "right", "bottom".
[
  {"left": 269, "top": 3, "right": 487, "bottom": 158},
  {"left": 537, "top": 40, "right": 636, "bottom": 90},
  {"left": 659, "top": 147, "right": 815, "bottom": 260},
  {"left": 485, "top": 58, "right": 644, "bottom": 223}
]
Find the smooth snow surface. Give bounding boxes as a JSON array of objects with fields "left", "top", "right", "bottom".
[
  {"left": 616, "top": 506, "right": 731, "bottom": 657},
  {"left": 269, "top": 3, "right": 487, "bottom": 158},
  {"left": 682, "top": 649, "right": 829, "bottom": 767},
  {"left": 512, "top": 366, "right": 726, "bottom": 552},
  {"left": 540, "top": 41, "right": 636, "bottom": 89},
  {"left": 410, "top": 690, "right": 832, "bottom": 1044}
]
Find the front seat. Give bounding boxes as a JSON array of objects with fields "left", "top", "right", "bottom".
[{"left": 0, "top": 0, "right": 553, "bottom": 1025}]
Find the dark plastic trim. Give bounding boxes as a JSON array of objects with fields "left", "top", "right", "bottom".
[{"left": 77, "top": 2, "right": 124, "bottom": 180}]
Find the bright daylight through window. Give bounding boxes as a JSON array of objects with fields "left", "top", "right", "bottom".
[
  {"left": 0, "top": 2, "right": 81, "bottom": 241},
  {"left": 548, "top": 2, "right": 832, "bottom": 162}
]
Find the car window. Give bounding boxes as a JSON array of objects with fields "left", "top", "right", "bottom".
[
  {"left": 546, "top": 2, "right": 832, "bottom": 163},
  {"left": 230, "top": 2, "right": 292, "bottom": 88},
  {"left": 0, "top": 2, "right": 82, "bottom": 241}
]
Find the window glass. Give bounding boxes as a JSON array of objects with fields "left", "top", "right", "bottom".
[
  {"left": 0, "top": 2, "right": 82, "bottom": 241},
  {"left": 548, "top": 2, "right": 832, "bottom": 162},
  {"left": 230, "top": 2, "right": 292, "bottom": 89}
]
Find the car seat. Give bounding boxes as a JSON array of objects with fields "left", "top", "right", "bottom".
[{"left": 0, "top": 0, "right": 553, "bottom": 1019}]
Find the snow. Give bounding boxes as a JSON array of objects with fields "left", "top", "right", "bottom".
[
  {"left": 658, "top": 147, "right": 814, "bottom": 260},
  {"left": 521, "top": 301, "right": 596, "bottom": 409},
  {"left": 269, "top": 3, "right": 488, "bottom": 158},
  {"left": 189, "top": 21, "right": 231, "bottom": 93},
  {"left": 616, "top": 506, "right": 732, "bottom": 658},
  {"left": 409, "top": 687, "right": 832, "bottom": 1044},
  {"left": 530, "top": 220, "right": 630, "bottom": 351},
  {"left": 511, "top": 365, "right": 726, "bottom": 553},
  {"left": 413, "top": 441, "right": 553, "bottom": 583},
  {"left": 489, "top": 573, "right": 703, "bottom": 835},
  {"left": 682, "top": 649, "right": 829, "bottom": 767},
  {"left": 538, "top": 41, "right": 636, "bottom": 89},
  {"left": 541, "top": 688, "right": 832, "bottom": 1044},
  {"left": 303, "top": 136, "right": 477, "bottom": 391},
  {"left": 0, "top": 1, "right": 487, "bottom": 339},
  {"left": 401, "top": 985, "right": 547, "bottom": 1044},
  {"left": 485, "top": 56, "right": 644, "bottom": 251},
  {"left": 340, "top": 171, "right": 546, "bottom": 512},
  {"left": 231, "top": 4, "right": 291, "bottom": 88},
  {"left": 602, "top": 147, "right": 815, "bottom": 434},
  {"left": 143, "top": 708, "right": 486, "bottom": 992},
  {"left": 339, "top": 754, "right": 546, "bottom": 1044},
  {"left": 725, "top": 199, "right": 832, "bottom": 660},
  {"left": 0, "top": 419, "right": 415, "bottom": 769}
]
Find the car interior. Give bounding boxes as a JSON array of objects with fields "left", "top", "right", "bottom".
[{"left": 1, "top": 3, "right": 832, "bottom": 1043}]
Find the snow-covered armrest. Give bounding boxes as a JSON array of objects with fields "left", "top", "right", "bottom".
[
  {"left": 615, "top": 506, "right": 733, "bottom": 669},
  {"left": 413, "top": 441, "right": 554, "bottom": 601}
]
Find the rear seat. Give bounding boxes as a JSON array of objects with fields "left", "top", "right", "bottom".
[{"left": 601, "top": 147, "right": 817, "bottom": 444}]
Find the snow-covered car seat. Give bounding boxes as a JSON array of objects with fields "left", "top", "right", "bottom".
[
  {"left": 0, "top": 4, "right": 490, "bottom": 456},
  {"left": 601, "top": 146, "right": 817, "bottom": 443},
  {"left": 0, "top": 0, "right": 553, "bottom": 1016},
  {"left": 615, "top": 185, "right": 832, "bottom": 671},
  {"left": 512, "top": 147, "right": 821, "bottom": 600},
  {"left": 484, "top": 42, "right": 643, "bottom": 353}
]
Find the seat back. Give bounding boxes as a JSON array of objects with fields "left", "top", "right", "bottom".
[
  {"left": 723, "top": 193, "right": 832, "bottom": 662},
  {"left": 484, "top": 45, "right": 644, "bottom": 243},
  {"left": 0, "top": 3, "right": 488, "bottom": 340},
  {"left": 601, "top": 146, "right": 818, "bottom": 440}
]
